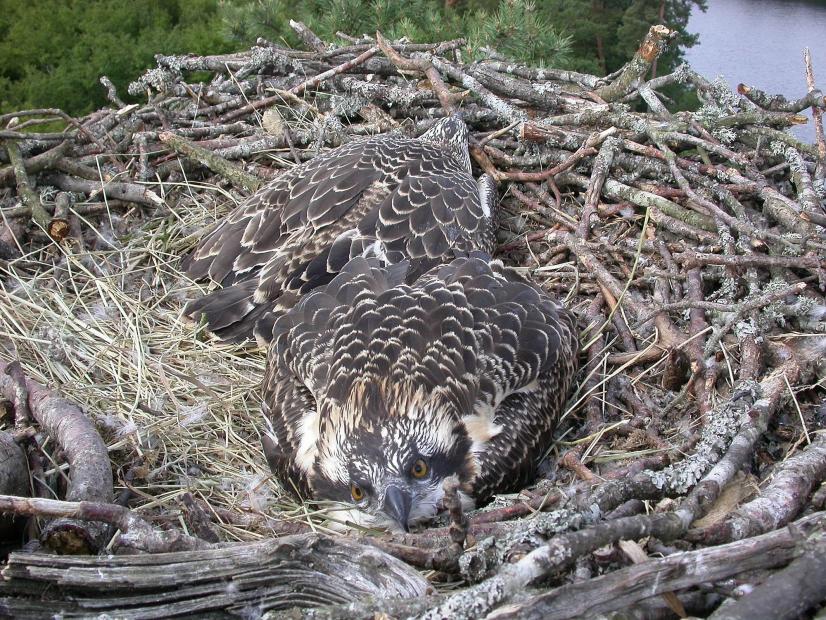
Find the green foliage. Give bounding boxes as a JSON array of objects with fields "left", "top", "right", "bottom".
[
  {"left": 1, "top": 0, "right": 705, "bottom": 116},
  {"left": 540, "top": 0, "right": 705, "bottom": 75},
  {"left": 221, "top": 0, "right": 702, "bottom": 78},
  {"left": 218, "top": 0, "right": 309, "bottom": 47},
  {"left": 0, "top": 0, "right": 232, "bottom": 116},
  {"left": 466, "top": 1, "right": 572, "bottom": 66},
  {"left": 220, "top": 0, "right": 572, "bottom": 67}
]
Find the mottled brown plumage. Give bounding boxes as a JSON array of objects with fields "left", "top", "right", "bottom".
[
  {"left": 262, "top": 255, "right": 579, "bottom": 529},
  {"left": 184, "top": 115, "right": 496, "bottom": 344},
  {"left": 183, "top": 114, "right": 579, "bottom": 530}
]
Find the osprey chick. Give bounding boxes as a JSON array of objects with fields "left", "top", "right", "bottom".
[
  {"left": 184, "top": 114, "right": 496, "bottom": 344},
  {"left": 263, "top": 255, "right": 579, "bottom": 530}
]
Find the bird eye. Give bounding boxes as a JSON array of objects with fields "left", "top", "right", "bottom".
[
  {"left": 410, "top": 458, "right": 429, "bottom": 479},
  {"left": 350, "top": 483, "right": 365, "bottom": 503}
]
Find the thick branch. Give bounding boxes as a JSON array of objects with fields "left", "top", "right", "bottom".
[
  {"left": 694, "top": 432, "right": 826, "bottom": 544},
  {"left": 159, "top": 131, "right": 262, "bottom": 193},
  {"left": 0, "top": 360, "right": 113, "bottom": 553},
  {"left": 490, "top": 512, "right": 826, "bottom": 620},
  {"left": 595, "top": 25, "right": 676, "bottom": 102},
  {"left": 707, "top": 528, "right": 826, "bottom": 620},
  {"left": 0, "top": 523, "right": 429, "bottom": 618},
  {"left": 3, "top": 136, "right": 49, "bottom": 229}
]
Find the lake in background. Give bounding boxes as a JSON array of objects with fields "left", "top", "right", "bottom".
[{"left": 684, "top": 0, "right": 826, "bottom": 143}]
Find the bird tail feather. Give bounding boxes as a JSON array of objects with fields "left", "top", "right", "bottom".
[{"left": 184, "top": 278, "right": 297, "bottom": 345}]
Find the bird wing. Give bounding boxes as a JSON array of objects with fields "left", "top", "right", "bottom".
[
  {"left": 374, "top": 158, "right": 493, "bottom": 262},
  {"left": 426, "top": 258, "right": 579, "bottom": 498},
  {"left": 184, "top": 135, "right": 494, "bottom": 343},
  {"left": 431, "top": 258, "right": 576, "bottom": 410},
  {"left": 184, "top": 137, "right": 387, "bottom": 286}
]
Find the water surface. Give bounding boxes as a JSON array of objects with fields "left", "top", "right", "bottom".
[{"left": 685, "top": 0, "right": 826, "bottom": 142}]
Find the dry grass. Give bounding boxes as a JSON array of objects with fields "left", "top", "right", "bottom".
[
  {"left": 2, "top": 110, "right": 818, "bottom": 551},
  {"left": 0, "top": 179, "right": 332, "bottom": 541},
  {"left": 0, "top": 173, "right": 683, "bottom": 542},
  {"left": 0, "top": 173, "right": 639, "bottom": 544}
]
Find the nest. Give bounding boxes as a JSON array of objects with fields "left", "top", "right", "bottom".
[{"left": 0, "top": 21, "right": 825, "bottom": 620}]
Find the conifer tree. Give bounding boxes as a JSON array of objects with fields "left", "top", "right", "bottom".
[
  {"left": 0, "top": 0, "right": 705, "bottom": 115},
  {"left": 220, "top": 0, "right": 572, "bottom": 67},
  {"left": 220, "top": 0, "right": 703, "bottom": 79},
  {"left": 538, "top": 0, "right": 704, "bottom": 75},
  {"left": 0, "top": 0, "right": 231, "bottom": 115}
]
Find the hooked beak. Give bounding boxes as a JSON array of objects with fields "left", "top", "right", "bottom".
[{"left": 382, "top": 485, "right": 412, "bottom": 532}]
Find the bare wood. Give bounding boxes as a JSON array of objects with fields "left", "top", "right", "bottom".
[
  {"left": 803, "top": 48, "right": 826, "bottom": 168},
  {"left": 0, "top": 361, "right": 113, "bottom": 553},
  {"left": 0, "top": 434, "right": 28, "bottom": 537},
  {"left": 2, "top": 362, "right": 31, "bottom": 430},
  {"left": 702, "top": 282, "right": 808, "bottom": 357},
  {"left": 41, "top": 172, "right": 163, "bottom": 208},
  {"left": 579, "top": 294, "right": 607, "bottom": 433},
  {"left": 323, "top": 38, "right": 465, "bottom": 60},
  {"left": 289, "top": 19, "right": 327, "bottom": 52},
  {"left": 675, "top": 250, "right": 826, "bottom": 271},
  {"left": 595, "top": 25, "right": 676, "bottom": 102},
  {"left": 0, "top": 530, "right": 429, "bottom": 619},
  {"left": 1, "top": 199, "right": 136, "bottom": 221},
  {"left": 431, "top": 56, "right": 526, "bottom": 123},
  {"left": 685, "top": 267, "right": 711, "bottom": 414},
  {"left": 3, "top": 130, "right": 50, "bottom": 229},
  {"left": 497, "top": 129, "right": 613, "bottom": 182},
  {"left": 559, "top": 171, "right": 718, "bottom": 234},
  {"left": 563, "top": 233, "right": 685, "bottom": 350},
  {"left": 694, "top": 432, "right": 826, "bottom": 544},
  {"left": 376, "top": 31, "right": 456, "bottom": 113},
  {"left": 708, "top": 526, "right": 826, "bottom": 620},
  {"left": 159, "top": 131, "right": 262, "bottom": 193},
  {"left": 0, "top": 130, "right": 69, "bottom": 141},
  {"left": 0, "top": 141, "right": 69, "bottom": 188},
  {"left": 487, "top": 512, "right": 826, "bottom": 620},
  {"left": 290, "top": 46, "right": 379, "bottom": 96},
  {"left": 46, "top": 191, "right": 72, "bottom": 242},
  {"left": 0, "top": 494, "right": 208, "bottom": 553},
  {"left": 99, "top": 75, "right": 127, "bottom": 108},
  {"left": 578, "top": 135, "right": 619, "bottom": 238},
  {"left": 737, "top": 81, "right": 826, "bottom": 114},
  {"left": 216, "top": 88, "right": 317, "bottom": 124}
]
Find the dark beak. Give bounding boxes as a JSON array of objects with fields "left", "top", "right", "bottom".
[{"left": 383, "top": 485, "right": 412, "bottom": 532}]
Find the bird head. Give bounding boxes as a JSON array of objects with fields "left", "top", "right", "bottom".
[
  {"left": 418, "top": 113, "right": 472, "bottom": 174},
  {"left": 308, "top": 383, "right": 476, "bottom": 531}
]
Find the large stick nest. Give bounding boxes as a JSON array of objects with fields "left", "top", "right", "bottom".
[{"left": 0, "top": 22, "right": 825, "bottom": 619}]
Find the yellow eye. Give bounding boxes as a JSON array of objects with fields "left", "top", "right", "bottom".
[
  {"left": 411, "top": 458, "right": 428, "bottom": 479},
  {"left": 350, "top": 483, "right": 364, "bottom": 502}
]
